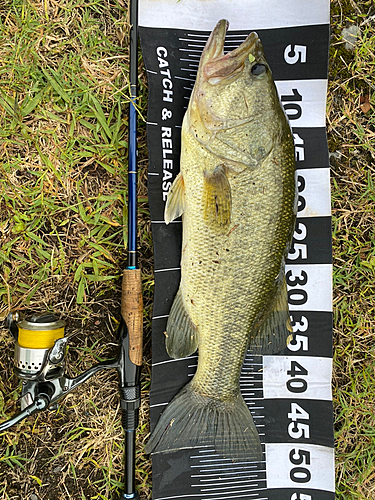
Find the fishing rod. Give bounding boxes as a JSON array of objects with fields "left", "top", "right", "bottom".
[
  {"left": 119, "top": 0, "right": 143, "bottom": 496},
  {"left": 0, "top": 2, "right": 143, "bottom": 498}
]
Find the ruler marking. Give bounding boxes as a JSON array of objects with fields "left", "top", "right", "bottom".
[
  {"left": 152, "top": 314, "right": 169, "bottom": 320},
  {"left": 154, "top": 267, "right": 181, "bottom": 273},
  {"left": 175, "top": 75, "right": 196, "bottom": 82}
]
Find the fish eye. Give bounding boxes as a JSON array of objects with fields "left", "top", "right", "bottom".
[{"left": 251, "top": 63, "right": 267, "bottom": 76}]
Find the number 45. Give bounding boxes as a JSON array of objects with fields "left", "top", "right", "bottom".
[{"left": 288, "top": 403, "right": 310, "bottom": 439}]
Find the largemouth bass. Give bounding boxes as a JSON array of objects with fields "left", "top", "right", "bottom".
[{"left": 146, "top": 19, "right": 296, "bottom": 461}]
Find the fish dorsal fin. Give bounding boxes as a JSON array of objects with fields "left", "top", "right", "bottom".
[
  {"left": 165, "top": 172, "right": 185, "bottom": 224},
  {"left": 165, "top": 288, "right": 199, "bottom": 358},
  {"left": 248, "top": 271, "right": 293, "bottom": 355},
  {"left": 203, "top": 165, "right": 231, "bottom": 228}
]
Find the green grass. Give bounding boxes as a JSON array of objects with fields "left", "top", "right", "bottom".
[
  {"left": 0, "top": 0, "right": 374, "bottom": 498},
  {"left": 0, "top": 0, "right": 131, "bottom": 311},
  {"left": 0, "top": 0, "right": 152, "bottom": 499},
  {"left": 330, "top": 1, "right": 375, "bottom": 499}
]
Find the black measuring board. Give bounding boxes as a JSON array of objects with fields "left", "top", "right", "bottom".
[{"left": 139, "top": 1, "right": 333, "bottom": 498}]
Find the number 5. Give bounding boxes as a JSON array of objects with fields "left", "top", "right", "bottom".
[
  {"left": 288, "top": 334, "right": 308, "bottom": 352},
  {"left": 288, "top": 243, "right": 307, "bottom": 260},
  {"left": 284, "top": 44, "right": 307, "bottom": 64},
  {"left": 288, "top": 421, "right": 310, "bottom": 439},
  {"left": 289, "top": 449, "right": 311, "bottom": 465}
]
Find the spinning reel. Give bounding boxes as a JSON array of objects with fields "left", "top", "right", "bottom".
[{"left": 1, "top": 309, "right": 141, "bottom": 500}]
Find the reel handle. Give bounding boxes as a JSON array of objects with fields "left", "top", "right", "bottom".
[{"left": 0, "top": 395, "right": 49, "bottom": 432}]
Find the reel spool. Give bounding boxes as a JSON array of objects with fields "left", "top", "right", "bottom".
[{"left": 14, "top": 313, "right": 66, "bottom": 379}]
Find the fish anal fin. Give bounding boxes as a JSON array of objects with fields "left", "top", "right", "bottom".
[
  {"left": 165, "top": 289, "right": 198, "bottom": 358},
  {"left": 203, "top": 165, "right": 231, "bottom": 228},
  {"left": 249, "top": 273, "right": 291, "bottom": 355},
  {"left": 165, "top": 172, "right": 185, "bottom": 225}
]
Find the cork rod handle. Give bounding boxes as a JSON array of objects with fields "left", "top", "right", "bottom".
[{"left": 121, "top": 269, "right": 143, "bottom": 366}]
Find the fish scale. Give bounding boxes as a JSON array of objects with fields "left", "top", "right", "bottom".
[{"left": 146, "top": 19, "right": 296, "bottom": 461}]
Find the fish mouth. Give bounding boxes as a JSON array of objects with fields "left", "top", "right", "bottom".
[{"left": 200, "top": 19, "right": 260, "bottom": 82}]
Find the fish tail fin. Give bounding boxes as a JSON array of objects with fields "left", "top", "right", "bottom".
[{"left": 145, "top": 382, "right": 262, "bottom": 461}]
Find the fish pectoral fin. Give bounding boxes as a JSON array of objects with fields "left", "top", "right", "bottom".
[
  {"left": 203, "top": 165, "right": 231, "bottom": 227},
  {"left": 165, "top": 288, "right": 199, "bottom": 358},
  {"left": 249, "top": 273, "right": 293, "bottom": 355},
  {"left": 164, "top": 172, "right": 185, "bottom": 224}
]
